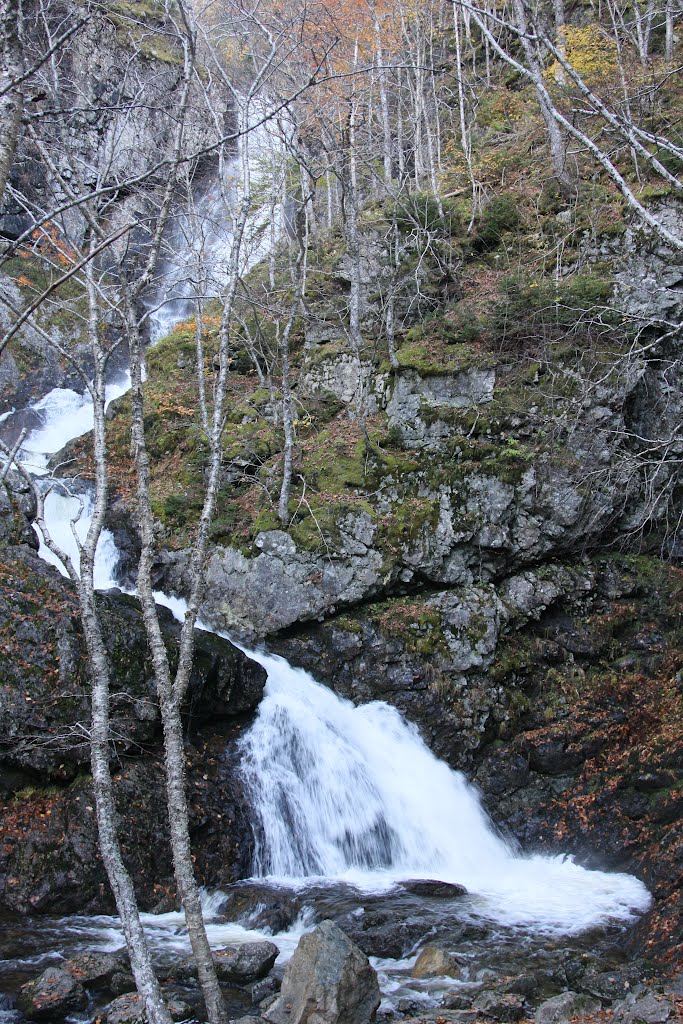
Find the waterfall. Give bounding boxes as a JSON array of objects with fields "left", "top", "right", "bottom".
[
  {"left": 239, "top": 648, "right": 652, "bottom": 936},
  {"left": 0, "top": 111, "right": 652, "bottom": 953},
  {"left": 8, "top": 126, "right": 268, "bottom": 577},
  {"left": 13, "top": 375, "right": 131, "bottom": 583}
]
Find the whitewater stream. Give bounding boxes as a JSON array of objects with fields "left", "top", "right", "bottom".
[{"left": 0, "top": 139, "right": 653, "bottom": 1018}]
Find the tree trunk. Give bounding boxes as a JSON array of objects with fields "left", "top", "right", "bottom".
[
  {"left": 80, "top": 256, "right": 172, "bottom": 1024},
  {"left": 0, "top": 0, "right": 23, "bottom": 208},
  {"left": 511, "top": 0, "right": 573, "bottom": 189}
]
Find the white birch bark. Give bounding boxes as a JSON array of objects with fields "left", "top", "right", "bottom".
[{"left": 0, "top": 0, "right": 23, "bottom": 208}]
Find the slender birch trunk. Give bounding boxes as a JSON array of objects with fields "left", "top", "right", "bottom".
[
  {"left": 510, "top": 0, "right": 573, "bottom": 188},
  {"left": 0, "top": 0, "right": 23, "bottom": 208}
]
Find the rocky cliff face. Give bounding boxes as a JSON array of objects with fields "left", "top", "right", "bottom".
[
  {"left": 137, "top": 200, "right": 683, "bottom": 971},
  {"left": 0, "top": 544, "right": 265, "bottom": 914},
  {"left": 154, "top": 207, "right": 683, "bottom": 641},
  {"left": 0, "top": 0, "right": 228, "bottom": 412}
]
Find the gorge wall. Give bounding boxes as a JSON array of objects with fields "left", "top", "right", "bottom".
[{"left": 0, "top": 0, "right": 682, "bottom": 988}]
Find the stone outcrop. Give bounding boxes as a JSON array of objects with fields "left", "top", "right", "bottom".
[{"left": 0, "top": 544, "right": 266, "bottom": 913}]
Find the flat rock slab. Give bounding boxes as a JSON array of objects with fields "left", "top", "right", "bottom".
[
  {"left": 17, "top": 967, "right": 87, "bottom": 1020},
  {"left": 398, "top": 880, "right": 468, "bottom": 899},
  {"left": 62, "top": 951, "right": 123, "bottom": 988},
  {"left": 103, "top": 992, "right": 191, "bottom": 1024}
]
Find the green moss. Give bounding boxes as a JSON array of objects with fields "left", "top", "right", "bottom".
[
  {"left": 363, "top": 594, "right": 451, "bottom": 657},
  {"left": 332, "top": 615, "right": 364, "bottom": 634}
]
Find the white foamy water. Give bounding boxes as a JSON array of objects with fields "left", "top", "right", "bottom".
[
  {"left": 238, "top": 649, "right": 652, "bottom": 936},
  {"left": 18, "top": 374, "right": 131, "bottom": 476},
  {"left": 140, "top": 594, "right": 652, "bottom": 937},
  {"left": 34, "top": 486, "right": 121, "bottom": 587},
  {"left": 12, "top": 373, "right": 131, "bottom": 581}
]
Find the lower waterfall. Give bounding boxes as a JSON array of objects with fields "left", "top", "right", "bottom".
[{"left": 239, "top": 647, "right": 651, "bottom": 936}]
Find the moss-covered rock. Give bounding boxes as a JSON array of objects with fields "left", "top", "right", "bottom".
[{"left": 0, "top": 545, "right": 265, "bottom": 913}]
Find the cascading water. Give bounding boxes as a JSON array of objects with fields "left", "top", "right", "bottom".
[
  {"left": 0, "top": 103, "right": 654, "bottom": 1011},
  {"left": 238, "top": 649, "right": 652, "bottom": 935},
  {"left": 14, "top": 375, "right": 132, "bottom": 584}
]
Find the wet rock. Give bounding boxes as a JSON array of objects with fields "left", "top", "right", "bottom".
[
  {"left": 62, "top": 951, "right": 122, "bottom": 988},
  {"left": 534, "top": 991, "right": 600, "bottom": 1024},
  {"left": 110, "top": 972, "right": 136, "bottom": 997},
  {"left": 441, "top": 992, "right": 476, "bottom": 1010},
  {"left": 17, "top": 967, "right": 87, "bottom": 1020},
  {"left": 264, "top": 920, "right": 380, "bottom": 1024},
  {"left": 103, "top": 992, "right": 191, "bottom": 1024},
  {"left": 347, "top": 918, "right": 428, "bottom": 960},
  {"left": 249, "top": 975, "right": 281, "bottom": 1006},
  {"left": 249, "top": 903, "right": 299, "bottom": 934},
  {"left": 214, "top": 942, "right": 280, "bottom": 983},
  {"left": 474, "top": 990, "right": 526, "bottom": 1021},
  {"left": 612, "top": 992, "right": 678, "bottom": 1024},
  {"left": 398, "top": 880, "right": 467, "bottom": 899},
  {"left": 411, "top": 944, "right": 465, "bottom": 980}
]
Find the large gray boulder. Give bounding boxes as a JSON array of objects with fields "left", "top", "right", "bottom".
[
  {"left": 265, "top": 920, "right": 380, "bottom": 1024},
  {"left": 534, "top": 991, "right": 600, "bottom": 1024},
  {"left": 214, "top": 940, "right": 279, "bottom": 982}
]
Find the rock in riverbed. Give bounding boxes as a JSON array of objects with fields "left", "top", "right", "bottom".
[
  {"left": 265, "top": 920, "right": 380, "bottom": 1024},
  {"left": 17, "top": 967, "right": 87, "bottom": 1020},
  {"left": 62, "top": 951, "right": 123, "bottom": 989},
  {"left": 398, "top": 879, "right": 467, "bottom": 898},
  {"left": 173, "top": 940, "right": 279, "bottom": 984},
  {"left": 214, "top": 941, "right": 280, "bottom": 982},
  {"left": 411, "top": 944, "right": 465, "bottom": 980},
  {"left": 103, "top": 992, "right": 191, "bottom": 1024}
]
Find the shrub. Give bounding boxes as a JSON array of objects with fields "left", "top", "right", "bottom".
[{"left": 470, "top": 195, "right": 522, "bottom": 253}]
